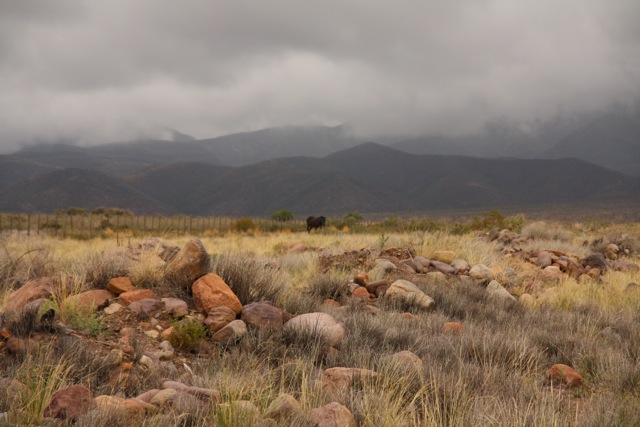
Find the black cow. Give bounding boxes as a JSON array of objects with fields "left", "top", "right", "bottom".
[{"left": 306, "top": 216, "right": 326, "bottom": 233}]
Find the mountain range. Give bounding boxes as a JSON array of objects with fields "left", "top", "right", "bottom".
[{"left": 1, "top": 108, "right": 638, "bottom": 216}]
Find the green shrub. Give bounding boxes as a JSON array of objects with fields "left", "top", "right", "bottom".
[
  {"left": 271, "top": 209, "right": 294, "bottom": 222},
  {"left": 233, "top": 217, "right": 256, "bottom": 232},
  {"left": 168, "top": 317, "right": 207, "bottom": 352}
]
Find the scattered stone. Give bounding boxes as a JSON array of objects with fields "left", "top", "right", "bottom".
[
  {"left": 365, "top": 279, "right": 389, "bottom": 295},
  {"left": 469, "top": 264, "right": 493, "bottom": 284},
  {"left": 106, "top": 277, "right": 135, "bottom": 295},
  {"left": 351, "top": 287, "right": 370, "bottom": 302},
  {"left": 204, "top": 306, "right": 237, "bottom": 334},
  {"left": 612, "top": 260, "right": 640, "bottom": 273},
  {"left": 150, "top": 388, "right": 178, "bottom": 407},
  {"left": 241, "top": 301, "right": 284, "bottom": 329},
  {"left": 136, "top": 389, "right": 160, "bottom": 403},
  {"left": 549, "top": 364, "right": 583, "bottom": 388},
  {"left": 541, "top": 266, "right": 563, "bottom": 283},
  {"left": 128, "top": 298, "right": 164, "bottom": 317},
  {"left": 264, "top": 393, "right": 303, "bottom": 421},
  {"left": 284, "top": 312, "right": 346, "bottom": 349},
  {"left": 400, "top": 259, "right": 424, "bottom": 274},
  {"left": 145, "top": 330, "right": 160, "bottom": 339},
  {"left": 536, "top": 251, "right": 553, "bottom": 268},
  {"left": 431, "top": 250, "right": 457, "bottom": 264},
  {"left": 374, "top": 259, "right": 396, "bottom": 272},
  {"left": 0, "top": 378, "right": 27, "bottom": 410},
  {"left": 192, "top": 273, "right": 242, "bottom": 314},
  {"left": 442, "top": 322, "right": 464, "bottom": 334},
  {"left": 6, "top": 337, "right": 27, "bottom": 355},
  {"left": 582, "top": 254, "right": 609, "bottom": 271},
  {"left": 44, "top": 384, "right": 97, "bottom": 421},
  {"left": 430, "top": 260, "right": 457, "bottom": 275},
  {"left": 309, "top": 402, "right": 357, "bottom": 427},
  {"left": 162, "top": 297, "right": 189, "bottom": 318},
  {"left": 386, "top": 350, "right": 424, "bottom": 377},
  {"left": 104, "top": 303, "right": 124, "bottom": 315},
  {"left": 587, "top": 268, "right": 602, "bottom": 279},
  {"left": 486, "top": 280, "right": 517, "bottom": 302},
  {"left": 604, "top": 243, "right": 619, "bottom": 260},
  {"left": 3, "top": 277, "right": 57, "bottom": 312},
  {"left": 385, "top": 280, "right": 435, "bottom": 311},
  {"left": 321, "top": 367, "right": 377, "bottom": 395},
  {"left": 166, "top": 238, "right": 210, "bottom": 286},
  {"left": 354, "top": 272, "right": 369, "bottom": 286},
  {"left": 120, "top": 289, "right": 156, "bottom": 303},
  {"left": 64, "top": 289, "right": 113, "bottom": 311},
  {"left": 451, "top": 259, "right": 470, "bottom": 272},
  {"left": 211, "top": 320, "right": 247, "bottom": 344}
]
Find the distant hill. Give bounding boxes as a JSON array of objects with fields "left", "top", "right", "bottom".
[
  {"left": 539, "top": 110, "right": 640, "bottom": 176},
  {"left": 3, "top": 142, "right": 639, "bottom": 216},
  {"left": 0, "top": 156, "right": 58, "bottom": 190},
  {"left": 0, "top": 168, "right": 168, "bottom": 214}
]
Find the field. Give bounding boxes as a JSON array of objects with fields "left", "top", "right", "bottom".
[{"left": 1, "top": 216, "right": 640, "bottom": 426}]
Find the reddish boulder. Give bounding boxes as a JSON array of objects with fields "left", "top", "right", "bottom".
[
  {"left": 44, "top": 384, "right": 97, "bottom": 421},
  {"left": 107, "top": 277, "right": 134, "bottom": 295},
  {"left": 309, "top": 402, "right": 357, "bottom": 427},
  {"left": 64, "top": 289, "right": 114, "bottom": 311},
  {"left": 192, "top": 273, "right": 242, "bottom": 314},
  {"left": 3, "top": 277, "right": 57, "bottom": 312},
  {"left": 120, "top": 289, "right": 155, "bottom": 303},
  {"left": 442, "top": 322, "right": 464, "bottom": 335},
  {"left": 549, "top": 364, "right": 583, "bottom": 388},
  {"left": 166, "top": 239, "right": 210, "bottom": 286},
  {"left": 205, "top": 306, "right": 237, "bottom": 333}
]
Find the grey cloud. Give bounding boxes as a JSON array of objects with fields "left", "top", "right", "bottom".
[{"left": 0, "top": 0, "right": 639, "bottom": 151}]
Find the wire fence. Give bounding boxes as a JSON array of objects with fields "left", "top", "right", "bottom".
[{"left": 0, "top": 213, "right": 321, "bottom": 238}]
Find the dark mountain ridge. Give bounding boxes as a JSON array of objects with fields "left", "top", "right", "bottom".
[{"left": 2, "top": 143, "right": 637, "bottom": 216}]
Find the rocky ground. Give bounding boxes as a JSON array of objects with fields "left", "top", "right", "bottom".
[{"left": 0, "top": 229, "right": 639, "bottom": 426}]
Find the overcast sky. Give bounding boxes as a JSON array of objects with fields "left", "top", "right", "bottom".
[{"left": 1, "top": 1, "right": 639, "bottom": 152}]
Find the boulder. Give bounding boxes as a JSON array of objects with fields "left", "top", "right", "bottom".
[
  {"left": 284, "top": 312, "right": 346, "bottom": 349},
  {"left": 211, "top": 320, "right": 247, "bottom": 344},
  {"left": 353, "top": 272, "right": 369, "bottom": 287},
  {"left": 541, "top": 266, "right": 563, "bottom": 283},
  {"left": 442, "top": 322, "right": 464, "bottom": 334},
  {"left": 431, "top": 251, "right": 457, "bottom": 264},
  {"left": 549, "top": 364, "right": 583, "bottom": 388},
  {"left": 264, "top": 393, "right": 303, "bottom": 421},
  {"left": 0, "top": 378, "right": 27, "bottom": 410},
  {"left": 451, "top": 259, "right": 470, "bottom": 272},
  {"left": 351, "top": 286, "right": 370, "bottom": 302},
  {"left": 612, "top": 260, "right": 640, "bottom": 273},
  {"left": 106, "top": 277, "right": 134, "bottom": 295},
  {"left": 128, "top": 298, "right": 164, "bottom": 317},
  {"left": 309, "top": 402, "right": 357, "bottom": 427},
  {"left": 64, "top": 289, "right": 113, "bottom": 311},
  {"left": 536, "top": 251, "right": 553, "bottom": 268},
  {"left": 166, "top": 239, "right": 210, "bottom": 286},
  {"left": 365, "top": 279, "right": 389, "bottom": 295},
  {"left": 192, "top": 273, "right": 242, "bottom": 314},
  {"left": 241, "top": 301, "right": 284, "bottom": 329},
  {"left": 386, "top": 350, "right": 423, "bottom": 377},
  {"left": 44, "top": 384, "right": 96, "bottom": 421},
  {"left": 605, "top": 243, "right": 619, "bottom": 260},
  {"left": 3, "top": 277, "right": 57, "bottom": 312},
  {"left": 486, "top": 280, "right": 516, "bottom": 302},
  {"left": 469, "top": 264, "right": 493, "bottom": 284},
  {"left": 161, "top": 298, "right": 189, "bottom": 318},
  {"left": 582, "top": 254, "right": 609, "bottom": 271},
  {"left": 385, "top": 280, "right": 435, "bottom": 311},
  {"left": 430, "top": 260, "right": 457, "bottom": 275},
  {"left": 321, "top": 367, "right": 377, "bottom": 395},
  {"left": 120, "top": 289, "right": 156, "bottom": 303},
  {"left": 204, "top": 306, "right": 237, "bottom": 333}
]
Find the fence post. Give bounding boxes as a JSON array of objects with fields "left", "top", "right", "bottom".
[{"left": 27, "top": 214, "right": 31, "bottom": 237}]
